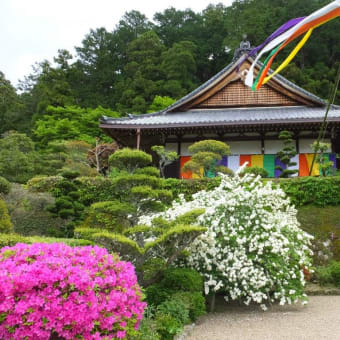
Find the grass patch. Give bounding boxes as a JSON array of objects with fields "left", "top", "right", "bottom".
[{"left": 297, "top": 205, "right": 340, "bottom": 261}]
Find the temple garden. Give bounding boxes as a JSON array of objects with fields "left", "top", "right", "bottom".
[{"left": 0, "top": 138, "right": 340, "bottom": 339}]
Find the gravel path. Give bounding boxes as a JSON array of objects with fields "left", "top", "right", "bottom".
[{"left": 186, "top": 296, "right": 340, "bottom": 340}]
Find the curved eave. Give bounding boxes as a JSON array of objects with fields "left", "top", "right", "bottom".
[{"left": 100, "top": 117, "right": 340, "bottom": 130}]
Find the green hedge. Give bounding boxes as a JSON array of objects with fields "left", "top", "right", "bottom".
[
  {"left": 164, "top": 176, "right": 340, "bottom": 207},
  {"left": 163, "top": 177, "right": 221, "bottom": 201},
  {"left": 274, "top": 177, "right": 340, "bottom": 207},
  {"left": 0, "top": 233, "right": 93, "bottom": 248}
]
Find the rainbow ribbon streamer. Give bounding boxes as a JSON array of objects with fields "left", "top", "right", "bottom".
[{"left": 239, "top": 0, "right": 340, "bottom": 90}]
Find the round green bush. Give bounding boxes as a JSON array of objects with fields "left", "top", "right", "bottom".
[
  {"left": 27, "top": 176, "right": 62, "bottom": 192},
  {"left": 59, "top": 169, "right": 80, "bottom": 180},
  {"left": 0, "top": 177, "right": 11, "bottom": 195},
  {"left": 161, "top": 267, "right": 203, "bottom": 292},
  {"left": 55, "top": 197, "right": 73, "bottom": 210},
  {"left": 135, "top": 167, "right": 160, "bottom": 178},
  {"left": 109, "top": 148, "right": 152, "bottom": 173},
  {"left": 240, "top": 166, "right": 269, "bottom": 178}
]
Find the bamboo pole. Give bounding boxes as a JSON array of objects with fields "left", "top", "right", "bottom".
[{"left": 309, "top": 64, "right": 340, "bottom": 176}]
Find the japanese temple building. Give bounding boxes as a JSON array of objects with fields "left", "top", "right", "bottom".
[{"left": 100, "top": 43, "right": 340, "bottom": 178}]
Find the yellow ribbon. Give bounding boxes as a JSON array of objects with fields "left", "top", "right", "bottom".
[{"left": 262, "top": 28, "right": 314, "bottom": 85}]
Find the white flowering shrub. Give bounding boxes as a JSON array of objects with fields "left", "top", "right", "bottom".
[{"left": 139, "top": 167, "right": 313, "bottom": 309}]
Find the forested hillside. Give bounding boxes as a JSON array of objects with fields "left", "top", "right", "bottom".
[{"left": 1, "top": 0, "right": 339, "bottom": 138}]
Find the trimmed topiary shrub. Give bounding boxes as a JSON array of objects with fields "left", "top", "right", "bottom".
[
  {"left": 0, "top": 177, "right": 11, "bottom": 195},
  {"left": 241, "top": 166, "right": 269, "bottom": 178},
  {"left": 0, "top": 200, "right": 13, "bottom": 233},
  {"left": 27, "top": 176, "right": 63, "bottom": 193},
  {"left": 0, "top": 243, "right": 146, "bottom": 339},
  {"left": 109, "top": 148, "right": 152, "bottom": 173},
  {"left": 160, "top": 267, "right": 203, "bottom": 293}
]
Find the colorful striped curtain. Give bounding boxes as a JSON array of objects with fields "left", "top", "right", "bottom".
[
  {"left": 305, "top": 154, "right": 320, "bottom": 176},
  {"left": 274, "top": 157, "right": 287, "bottom": 177},
  {"left": 179, "top": 153, "right": 337, "bottom": 179},
  {"left": 180, "top": 156, "right": 192, "bottom": 179},
  {"left": 240, "top": 155, "right": 252, "bottom": 167},
  {"left": 251, "top": 155, "right": 264, "bottom": 168},
  {"left": 299, "top": 154, "right": 309, "bottom": 177},
  {"left": 263, "top": 155, "right": 275, "bottom": 178},
  {"left": 288, "top": 154, "right": 299, "bottom": 177},
  {"left": 228, "top": 156, "right": 240, "bottom": 173}
]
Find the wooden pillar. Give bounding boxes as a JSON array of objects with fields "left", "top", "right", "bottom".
[
  {"left": 261, "top": 133, "right": 265, "bottom": 154},
  {"left": 136, "top": 128, "right": 141, "bottom": 149}
]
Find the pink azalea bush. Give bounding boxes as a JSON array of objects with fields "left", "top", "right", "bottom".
[{"left": 0, "top": 243, "right": 146, "bottom": 340}]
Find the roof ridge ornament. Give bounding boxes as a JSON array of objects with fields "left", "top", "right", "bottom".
[{"left": 233, "top": 34, "right": 255, "bottom": 62}]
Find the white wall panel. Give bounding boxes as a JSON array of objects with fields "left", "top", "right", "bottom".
[
  {"left": 181, "top": 142, "right": 193, "bottom": 156},
  {"left": 228, "top": 141, "right": 261, "bottom": 155},
  {"left": 299, "top": 138, "right": 331, "bottom": 153},
  {"left": 264, "top": 140, "right": 287, "bottom": 154}
]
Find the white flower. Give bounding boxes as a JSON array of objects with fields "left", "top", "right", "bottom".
[{"left": 139, "top": 172, "right": 313, "bottom": 309}]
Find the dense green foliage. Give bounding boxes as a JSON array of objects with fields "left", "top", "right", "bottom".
[
  {"left": 0, "top": 132, "right": 41, "bottom": 183},
  {"left": 0, "top": 200, "right": 13, "bottom": 233},
  {"left": 136, "top": 267, "right": 206, "bottom": 340},
  {"left": 314, "top": 261, "right": 340, "bottom": 287},
  {"left": 277, "top": 177, "right": 340, "bottom": 207},
  {"left": 0, "top": 177, "right": 11, "bottom": 195}
]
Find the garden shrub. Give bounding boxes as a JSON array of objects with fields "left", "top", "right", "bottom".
[
  {"left": 314, "top": 261, "right": 340, "bottom": 287},
  {"left": 145, "top": 283, "right": 172, "bottom": 307},
  {"left": 4, "top": 184, "right": 69, "bottom": 237},
  {"left": 109, "top": 148, "right": 152, "bottom": 173},
  {"left": 0, "top": 176, "right": 11, "bottom": 195},
  {"left": 0, "top": 233, "right": 93, "bottom": 248},
  {"left": 156, "top": 299, "right": 190, "bottom": 326},
  {"left": 0, "top": 243, "right": 146, "bottom": 339},
  {"left": 329, "top": 261, "right": 340, "bottom": 287},
  {"left": 27, "top": 176, "right": 63, "bottom": 193},
  {"left": 277, "top": 177, "right": 340, "bottom": 207},
  {"left": 0, "top": 200, "right": 13, "bottom": 233},
  {"left": 154, "top": 313, "right": 183, "bottom": 340},
  {"left": 241, "top": 166, "right": 269, "bottom": 178},
  {"left": 144, "top": 168, "right": 313, "bottom": 309},
  {"left": 314, "top": 266, "right": 333, "bottom": 285},
  {"left": 77, "top": 176, "right": 117, "bottom": 205},
  {"left": 171, "top": 291, "right": 206, "bottom": 321},
  {"left": 162, "top": 177, "right": 221, "bottom": 201},
  {"left": 160, "top": 267, "right": 203, "bottom": 292},
  {"left": 131, "top": 315, "right": 161, "bottom": 340}
]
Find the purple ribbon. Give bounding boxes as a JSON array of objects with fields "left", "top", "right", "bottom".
[{"left": 237, "top": 17, "right": 306, "bottom": 71}]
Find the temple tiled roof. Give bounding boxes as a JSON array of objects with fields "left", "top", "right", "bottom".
[{"left": 100, "top": 106, "right": 340, "bottom": 128}]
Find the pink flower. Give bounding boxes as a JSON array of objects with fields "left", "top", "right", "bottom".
[{"left": 0, "top": 243, "right": 146, "bottom": 339}]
